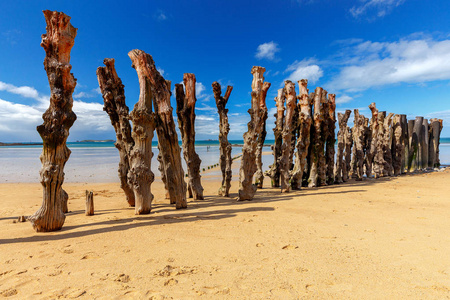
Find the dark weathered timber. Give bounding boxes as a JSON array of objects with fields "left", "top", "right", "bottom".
[
  {"left": 382, "top": 113, "right": 394, "bottom": 176},
  {"left": 29, "top": 11, "right": 77, "bottom": 232},
  {"left": 97, "top": 58, "right": 135, "bottom": 207},
  {"left": 400, "top": 114, "right": 408, "bottom": 174},
  {"left": 422, "top": 119, "right": 429, "bottom": 169},
  {"left": 255, "top": 97, "right": 268, "bottom": 189},
  {"left": 238, "top": 66, "right": 270, "bottom": 200},
  {"left": 325, "top": 94, "right": 336, "bottom": 185},
  {"left": 392, "top": 115, "right": 404, "bottom": 176},
  {"left": 335, "top": 110, "right": 351, "bottom": 183},
  {"left": 280, "top": 81, "right": 296, "bottom": 192},
  {"left": 175, "top": 74, "right": 204, "bottom": 200},
  {"left": 291, "top": 79, "right": 311, "bottom": 190},
  {"left": 429, "top": 119, "right": 443, "bottom": 168},
  {"left": 317, "top": 89, "right": 328, "bottom": 186},
  {"left": 267, "top": 88, "right": 285, "bottom": 188},
  {"left": 409, "top": 116, "right": 424, "bottom": 171},
  {"left": 352, "top": 109, "right": 365, "bottom": 181},
  {"left": 365, "top": 103, "right": 378, "bottom": 177},
  {"left": 127, "top": 50, "right": 157, "bottom": 214},
  {"left": 212, "top": 82, "right": 233, "bottom": 196}
]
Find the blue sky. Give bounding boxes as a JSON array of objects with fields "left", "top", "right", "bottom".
[{"left": 1, "top": 0, "right": 449, "bottom": 142}]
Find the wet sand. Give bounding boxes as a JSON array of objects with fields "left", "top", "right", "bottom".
[{"left": 0, "top": 167, "right": 449, "bottom": 299}]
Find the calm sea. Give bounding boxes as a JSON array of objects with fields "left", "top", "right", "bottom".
[{"left": 0, "top": 139, "right": 448, "bottom": 183}]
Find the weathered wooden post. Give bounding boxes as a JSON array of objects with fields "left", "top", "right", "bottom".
[
  {"left": 409, "top": 116, "right": 424, "bottom": 171},
  {"left": 400, "top": 114, "right": 408, "bottom": 174},
  {"left": 352, "top": 109, "right": 365, "bottom": 181},
  {"left": 407, "top": 119, "right": 415, "bottom": 171},
  {"left": 127, "top": 50, "right": 157, "bottom": 214},
  {"left": 267, "top": 88, "right": 285, "bottom": 187},
  {"left": 280, "top": 80, "right": 297, "bottom": 192},
  {"left": 175, "top": 74, "right": 204, "bottom": 200},
  {"left": 325, "top": 93, "right": 336, "bottom": 185},
  {"left": 308, "top": 87, "right": 324, "bottom": 187},
  {"left": 238, "top": 66, "right": 270, "bottom": 200},
  {"left": 97, "top": 58, "right": 135, "bottom": 207},
  {"left": 429, "top": 119, "right": 443, "bottom": 168},
  {"left": 365, "top": 103, "right": 378, "bottom": 177},
  {"left": 291, "top": 79, "right": 311, "bottom": 189},
  {"left": 382, "top": 113, "right": 394, "bottom": 176},
  {"left": 85, "top": 191, "right": 94, "bottom": 216},
  {"left": 212, "top": 81, "right": 233, "bottom": 196},
  {"left": 343, "top": 124, "right": 353, "bottom": 182},
  {"left": 318, "top": 89, "right": 329, "bottom": 185},
  {"left": 392, "top": 114, "right": 404, "bottom": 176},
  {"left": 334, "top": 110, "right": 351, "bottom": 183},
  {"left": 29, "top": 11, "right": 77, "bottom": 232},
  {"left": 255, "top": 94, "right": 268, "bottom": 189},
  {"left": 422, "top": 119, "right": 429, "bottom": 168}
]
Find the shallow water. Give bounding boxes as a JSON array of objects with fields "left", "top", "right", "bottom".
[{"left": 0, "top": 143, "right": 448, "bottom": 183}]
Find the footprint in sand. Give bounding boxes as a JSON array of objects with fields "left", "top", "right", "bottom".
[
  {"left": 81, "top": 252, "right": 100, "bottom": 260},
  {"left": 0, "top": 288, "right": 18, "bottom": 297},
  {"left": 282, "top": 244, "right": 298, "bottom": 250}
]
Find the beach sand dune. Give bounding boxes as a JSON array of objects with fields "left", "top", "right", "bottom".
[{"left": 0, "top": 169, "right": 449, "bottom": 299}]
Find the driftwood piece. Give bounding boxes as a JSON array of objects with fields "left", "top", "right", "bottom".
[
  {"left": 255, "top": 96, "right": 268, "bottom": 189},
  {"left": 29, "top": 11, "right": 77, "bottom": 232},
  {"left": 325, "top": 94, "right": 336, "bottom": 185},
  {"left": 308, "top": 87, "right": 324, "bottom": 187},
  {"left": 212, "top": 82, "right": 233, "bottom": 196},
  {"left": 343, "top": 122, "right": 353, "bottom": 182},
  {"left": 392, "top": 115, "right": 404, "bottom": 176},
  {"left": 85, "top": 190, "right": 94, "bottom": 216},
  {"left": 290, "top": 105, "right": 299, "bottom": 172},
  {"left": 362, "top": 116, "right": 371, "bottom": 177},
  {"left": 291, "top": 79, "right": 311, "bottom": 189},
  {"left": 382, "top": 113, "right": 394, "bottom": 176},
  {"left": 132, "top": 54, "right": 188, "bottom": 209},
  {"left": 128, "top": 50, "right": 157, "bottom": 214},
  {"left": 422, "top": 119, "right": 429, "bottom": 168},
  {"left": 334, "top": 110, "right": 351, "bottom": 183},
  {"left": 97, "top": 58, "right": 135, "bottom": 207},
  {"left": 352, "top": 109, "right": 365, "bottom": 181},
  {"left": 175, "top": 74, "right": 203, "bottom": 200},
  {"left": 373, "top": 112, "right": 387, "bottom": 178},
  {"left": 280, "top": 81, "right": 296, "bottom": 192},
  {"left": 238, "top": 66, "right": 270, "bottom": 200},
  {"left": 267, "top": 88, "right": 285, "bottom": 187}
]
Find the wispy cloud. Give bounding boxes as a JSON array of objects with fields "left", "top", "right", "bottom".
[
  {"left": 284, "top": 58, "right": 323, "bottom": 84},
  {"left": 350, "top": 0, "right": 405, "bottom": 20},
  {"left": 154, "top": 9, "right": 168, "bottom": 21},
  {"left": 328, "top": 37, "right": 450, "bottom": 92},
  {"left": 255, "top": 41, "right": 280, "bottom": 61}
]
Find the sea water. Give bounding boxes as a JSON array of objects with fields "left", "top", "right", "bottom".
[{"left": 0, "top": 140, "right": 448, "bottom": 183}]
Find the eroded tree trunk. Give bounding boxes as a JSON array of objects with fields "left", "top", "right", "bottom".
[
  {"left": 352, "top": 109, "right": 365, "bottom": 181},
  {"left": 429, "top": 119, "right": 443, "bottom": 168},
  {"left": 128, "top": 50, "right": 157, "bottom": 215},
  {"left": 175, "top": 74, "right": 204, "bottom": 200},
  {"left": 267, "top": 88, "right": 285, "bottom": 188},
  {"left": 365, "top": 103, "right": 378, "bottom": 177},
  {"left": 29, "top": 11, "right": 77, "bottom": 232},
  {"left": 238, "top": 66, "right": 270, "bottom": 200},
  {"left": 400, "top": 115, "right": 408, "bottom": 174},
  {"left": 97, "top": 58, "right": 136, "bottom": 207},
  {"left": 382, "top": 113, "right": 394, "bottom": 176},
  {"left": 212, "top": 81, "right": 233, "bottom": 196},
  {"left": 325, "top": 94, "right": 336, "bottom": 185},
  {"left": 343, "top": 124, "right": 353, "bottom": 182},
  {"left": 392, "top": 114, "right": 404, "bottom": 176},
  {"left": 255, "top": 100, "right": 268, "bottom": 188},
  {"left": 409, "top": 116, "right": 424, "bottom": 171},
  {"left": 334, "top": 110, "right": 351, "bottom": 183},
  {"left": 407, "top": 119, "right": 415, "bottom": 171},
  {"left": 129, "top": 51, "right": 187, "bottom": 209},
  {"left": 280, "top": 81, "right": 296, "bottom": 192},
  {"left": 317, "top": 90, "right": 329, "bottom": 185},
  {"left": 422, "top": 119, "right": 429, "bottom": 169},
  {"left": 308, "top": 87, "right": 324, "bottom": 187},
  {"left": 291, "top": 79, "right": 311, "bottom": 190}
]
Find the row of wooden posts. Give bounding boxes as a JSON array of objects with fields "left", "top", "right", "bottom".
[{"left": 27, "top": 11, "right": 443, "bottom": 232}]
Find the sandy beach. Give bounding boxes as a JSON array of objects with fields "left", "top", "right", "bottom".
[{"left": 1, "top": 163, "right": 449, "bottom": 299}]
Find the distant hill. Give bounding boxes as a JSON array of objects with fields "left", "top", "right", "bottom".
[
  {"left": 0, "top": 142, "right": 43, "bottom": 146},
  {"left": 77, "top": 140, "right": 115, "bottom": 143}
]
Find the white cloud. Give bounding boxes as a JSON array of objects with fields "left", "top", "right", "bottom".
[
  {"left": 195, "top": 82, "right": 206, "bottom": 99},
  {"left": 157, "top": 67, "right": 165, "bottom": 76},
  {"left": 335, "top": 94, "right": 354, "bottom": 104},
  {"left": 328, "top": 38, "right": 450, "bottom": 92},
  {"left": 255, "top": 41, "right": 280, "bottom": 61},
  {"left": 284, "top": 58, "right": 323, "bottom": 84},
  {"left": 0, "top": 81, "right": 113, "bottom": 142},
  {"left": 155, "top": 10, "right": 167, "bottom": 21},
  {"left": 350, "top": 0, "right": 405, "bottom": 19}
]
